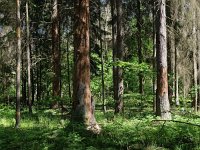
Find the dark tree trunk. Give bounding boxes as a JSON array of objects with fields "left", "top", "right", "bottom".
[
  {"left": 113, "top": 0, "right": 124, "bottom": 114},
  {"left": 110, "top": 0, "right": 117, "bottom": 111},
  {"left": 67, "top": 36, "right": 71, "bottom": 100},
  {"left": 156, "top": 0, "right": 171, "bottom": 120},
  {"left": 52, "top": 0, "right": 61, "bottom": 108},
  {"left": 15, "top": 0, "right": 21, "bottom": 128},
  {"left": 99, "top": 0, "right": 106, "bottom": 113},
  {"left": 22, "top": 58, "right": 26, "bottom": 107},
  {"left": 137, "top": 0, "right": 144, "bottom": 94},
  {"left": 166, "top": 0, "right": 175, "bottom": 105},
  {"left": 72, "top": 0, "right": 100, "bottom": 133}
]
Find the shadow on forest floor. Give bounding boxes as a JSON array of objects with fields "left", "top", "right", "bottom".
[{"left": 0, "top": 107, "right": 200, "bottom": 150}]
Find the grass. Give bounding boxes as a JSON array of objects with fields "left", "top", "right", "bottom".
[{"left": 0, "top": 105, "right": 200, "bottom": 150}]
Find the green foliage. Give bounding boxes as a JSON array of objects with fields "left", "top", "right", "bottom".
[
  {"left": 113, "top": 60, "right": 151, "bottom": 74},
  {"left": 0, "top": 106, "right": 200, "bottom": 150}
]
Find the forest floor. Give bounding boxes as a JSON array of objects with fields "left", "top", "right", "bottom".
[{"left": 0, "top": 105, "right": 200, "bottom": 150}]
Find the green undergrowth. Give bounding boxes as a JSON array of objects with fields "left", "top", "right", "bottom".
[{"left": 0, "top": 106, "right": 200, "bottom": 150}]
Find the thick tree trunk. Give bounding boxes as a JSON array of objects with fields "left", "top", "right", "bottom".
[
  {"left": 114, "top": 0, "right": 124, "bottom": 114},
  {"left": 15, "top": 0, "right": 21, "bottom": 128},
  {"left": 26, "top": 0, "right": 32, "bottom": 114},
  {"left": 72, "top": 0, "right": 100, "bottom": 133},
  {"left": 52, "top": 0, "right": 61, "bottom": 108},
  {"left": 156, "top": 0, "right": 171, "bottom": 120}
]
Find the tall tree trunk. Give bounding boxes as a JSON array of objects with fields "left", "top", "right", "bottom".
[
  {"left": 52, "top": 0, "right": 61, "bottom": 108},
  {"left": 114, "top": 0, "right": 124, "bottom": 114},
  {"left": 137, "top": 0, "right": 144, "bottom": 94},
  {"left": 197, "top": 6, "right": 200, "bottom": 111},
  {"left": 72, "top": 0, "right": 100, "bottom": 133},
  {"left": 152, "top": 1, "right": 157, "bottom": 113},
  {"left": 99, "top": 0, "right": 106, "bottom": 113},
  {"left": 110, "top": 0, "right": 117, "bottom": 111},
  {"left": 193, "top": 7, "right": 198, "bottom": 113},
  {"left": 15, "top": 0, "right": 21, "bottom": 128},
  {"left": 166, "top": 0, "right": 175, "bottom": 105},
  {"left": 156, "top": 0, "right": 171, "bottom": 120},
  {"left": 26, "top": 0, "right": 32, "bottom": 114}
]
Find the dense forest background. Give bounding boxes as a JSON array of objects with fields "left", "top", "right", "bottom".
[{"left": 0, "top": 0, "right": 200, "bottom": 149}]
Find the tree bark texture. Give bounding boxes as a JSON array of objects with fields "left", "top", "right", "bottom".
[
  {"left": 156, "top": 0, "right": 171, "bottom": 120},
  {"left": 192, "top": 3, "right": 198, "bottom": 113},
  {"left": 166, "top": 0, "right": 175, "bottom": 105},
  {"left": 15, "top": 0, "right": 21, "bottom": 128},
  {"left": 26, "top": 0, "right": 32, "bottom": 114},
  {"left": 114, "top": 0, "right": 124, "bottom": 114},
  {"left": 72, "top": 0, "right": 100, "bottom": 132},
  {"left": 52, "top": 0, "right": 61, "bottom": 108}
]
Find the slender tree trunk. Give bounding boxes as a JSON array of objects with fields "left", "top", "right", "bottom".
[
  {"left": 114, "top": 0, "right": 124, "bottom": 114},
  {"left": 15, "top": 0, "right": 21, "bottom": 128},
  {"left": 152, "top": 2, "right": 157, "bottom": 113},
  {"left": 26, "top": 0, "right": 32, "bottom": 114},
  {"left": 166, "top": 0, "right": 175, "bottom": 105},
  {"left": 156, "top": 0, "right": 171, "bottom": 120},
  {"left": 52, "top": 0, "right": 61, "bottom": 108},
  {"left": 197, "top": 7, "right": 200, "bottom": 111},
  {"left": 72, "top": 0, "right": 100, "bottom": 132},
  {"left": 98, "top": 0, "right": 106, "bottom": 113},
  {"left": 175, "top": 46, "right": 179, "bottom": 106},
  {"left": 22, "top": 60, "right": 26, "bottom": 107},
  {"left": 67, "top": 36, "right": 71, "bottom": 100},
  {"left": 110, "top": 0, "right": 117, "bottom": 111},
  {"left": 30, "top": 39, "right": 35, "bottom": 106},
  {"left": 137, "top": 0, "right": 144, "bottom": 94},
  {"left": 192, "top": 4, "right": 198, "bottom": 113}
]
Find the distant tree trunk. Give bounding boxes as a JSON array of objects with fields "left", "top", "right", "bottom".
[
  {"left": 26, "top": 0, "right": 32, "bottom": 114},
  {"left": 15, "top": 0, "right": 21, "bottom": 128},
  {"left": 155, "top": 0, "right": 171, "bottom": 120},
  {"left": 114, "top": 0, "right": 124, "bottom": 114},
  {"left": 72, "top": 0, "right": 100, "bottom": 132},
  {"left": 67, "top": 36, "right": 71, "bottom": 100},
  {"left": 98, "top": 0, "right": 106, "bottom": 113},
  {"left": 137, "top": 0, "right": 144, "bottom": 94},
  {"left": 197, "top": 7, "right": 200, "bottom": 111},
  {"left": 193, "top": 7, "right": 198, "bottom": 113},
  {"left": 30, "top": 39, "right": 35, "bottom": 106},
  {"left": 152, "top": 1, "right": 157, "bottom": 113},
  {"left": 166, "top": 0, "right": 175, "bottom": 105},
  {"left": 175, "top": 46, "right": 179, "bottom": 106},
  {"left": 22, "top": 60, "right": 26, "bottom": 107},
  {"left": 110, "top": 0, "right": 117, "bottom": 110},
  {"left": 52, "top": 0, "right": 61, "bottom": 108}
]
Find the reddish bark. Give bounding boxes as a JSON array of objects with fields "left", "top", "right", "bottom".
[{"left": 72, "top": 0, "right": 100, "bottom": 132}]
